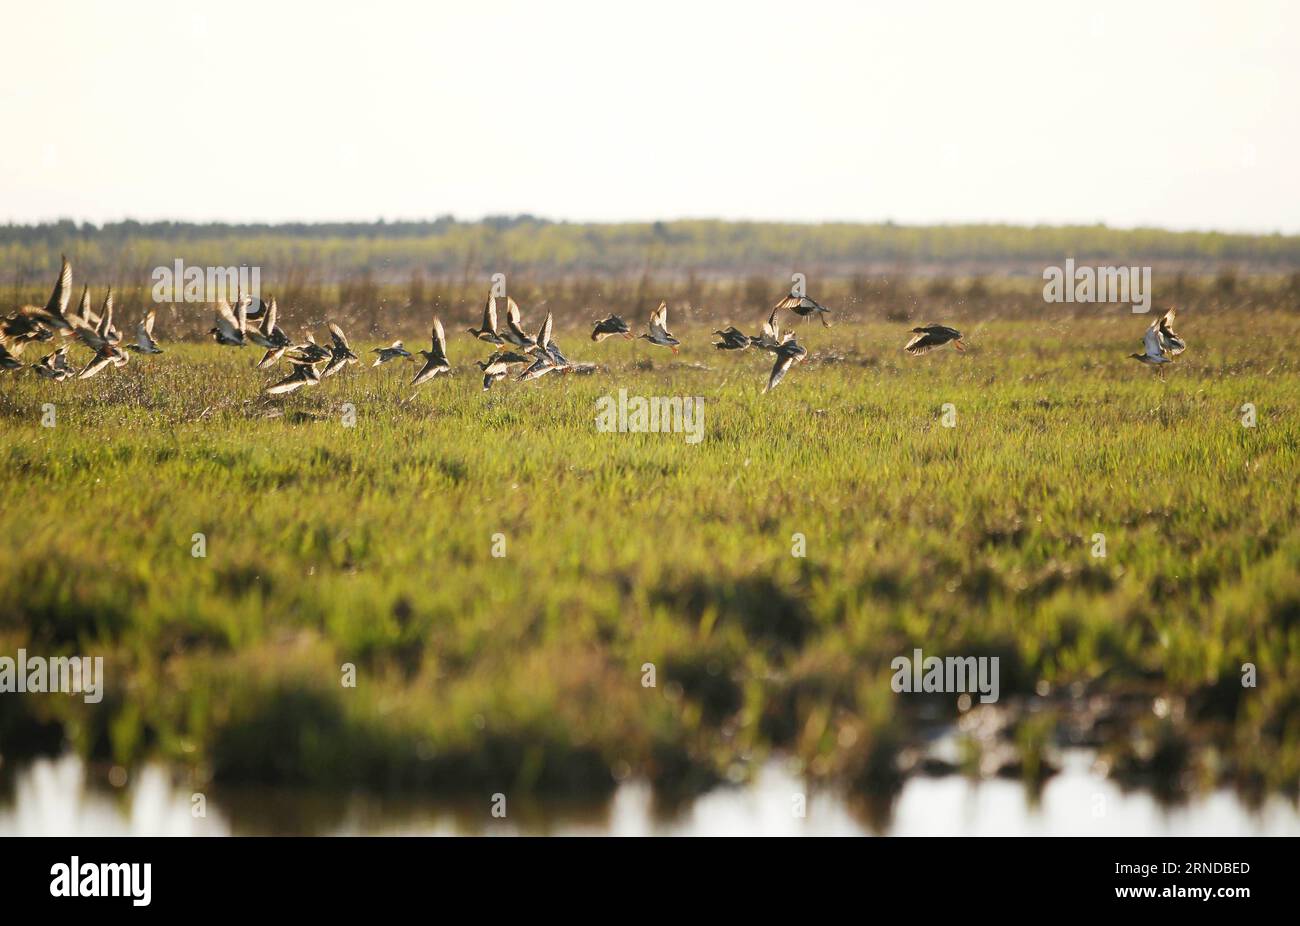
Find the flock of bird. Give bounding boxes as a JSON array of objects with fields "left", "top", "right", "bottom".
[{"left": 0, "top": 257, "right": 1189, "bottom": 395}]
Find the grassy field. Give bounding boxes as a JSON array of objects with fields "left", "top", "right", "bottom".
[{"left": 2, "top": 305, "right": 1299, "bottom": 808}]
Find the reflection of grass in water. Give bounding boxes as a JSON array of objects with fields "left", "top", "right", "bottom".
[{"left": 1, "top": 310, "right": 1298, "bottom": 802}]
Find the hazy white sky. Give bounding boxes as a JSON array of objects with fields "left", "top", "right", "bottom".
[{"left": 2, "top": 0, "right": 1297, "bottom": 231}]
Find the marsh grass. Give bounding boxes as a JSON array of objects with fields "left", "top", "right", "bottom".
[{"left": 1, "top": 308, "right": 1298, "bottom": 802}]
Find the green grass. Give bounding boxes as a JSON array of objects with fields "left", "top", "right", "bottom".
[{"left": 2, "top": 310, "right": 1299, "bottom": 801}]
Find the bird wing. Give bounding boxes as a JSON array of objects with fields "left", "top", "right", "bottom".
[
  {"left": 773, "top": 293, "right": 800, "bottom": 312},
  {"left": 482, "top": 295, "right": 498, "bottom": 332},
  {"left": 1142, "top": 321, "right": 1163, "bottom": 358},
  {"left": 505, "top": 298, "right": 530, "bottom": 340},
  {"left": 536, "top": 311, "right": 553, "bottom": 349},
  {"left": 266, "top": 368, "right": 308, "bottom": 394},
  {"left": 73, "top": 286, "right": 94, "bottom": 327},
  {"left": 766, "top": 351, "right": 797, "bottom": 392},
  {"left": 45, "top": 257, "right": 72, "bottom": 318},
  {"left": 264, "top": 299, "right": 278, "bottom": 334},
  {"left": 329, "top": 322, "right": 350, "bottom": 350},
  {"left": 78, "top": 352, "right": 113, "bottom": 379},
  {"left": 431, "top": 316, "right": 448, "bottom": 362},
  {"left": 215, "top": 301, "right": 242, "bottom": 339},
  {"left": 96, "top": 290, "right": 114, "bottom": 339},
  {"left": 905, "top": 331, "right": 938, "bottom": 354},
  {"left": 71, "top": 319, "right": 108, "bottom": 352},
  {"left": 649, "top": 302, "right": 668, "bottom": 337}
]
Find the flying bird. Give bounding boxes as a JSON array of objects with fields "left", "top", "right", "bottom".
[
  {"left": 1129, "top": 317, "right": 1174, "bottom": 369},
  {"left": 71, "top": 293, "right": 128, "bottom": 379},
  {"left": 590, "top": 315, "right": 631, "bottom": 341},
  {"left": 774, "top": 287, "right": 832, "bottom": 327},
  {"left": 210, "top": 300, "right": 247, "bottom": 346},
  {"left": 287, "top": 334, "right": 332, "bottom": 366},
  {"left": 125, "top": 310, "right": 163, "bottom": 354},
  {"left": 712, "top": 326, "right": 751, "bottom": 350},
  {"left": 321, "top": 322, "right": 359, "bottom": 378},
  {"left": 248, "top": 299, "right": 292, "bottom": 368},
  {"left": 764, "top": 338, "right": 808, "bottom": 392},
  {"left": 476, "top": 350, "right": 530, "bottom": 390},
  {"left": 32, "top": 346, "right": 73, "bottom": 381},
  {"left": 412, "top": 317, "right": 451, "bottom": 386},
  {"left": 904, "top": 324, "right": 965, "bottom": 355},
  {"left": 372, "top": 341, "right": 413, "bottom": 365},
  {"left": 2, "top": 256, "right": 74, "bottom": 344},
  {"left": 467, "top": 294, "right": 505, "bottom": 345},
  {"left": 266, "top": 357, "right": 322, "bottom": 395},
  {"left": 517, "top": 352, "right": 559, "bottom": 382},
  {"left": 638, "top": 302, "right": 680, "bottom": 353},
  {"left": 500, "top": 298, "right": 536, "bottom": 351}
]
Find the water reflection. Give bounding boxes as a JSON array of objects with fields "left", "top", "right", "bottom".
[{"left": 3, "top": 752, "right": 1298, "bottom": 836}]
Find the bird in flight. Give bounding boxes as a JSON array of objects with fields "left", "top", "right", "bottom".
[
  {"left": 638, "top": 302, "right": 680, "bottom": 353},
  {"left": 590, "top": 315, "right": 632, "bottom": 342},
  {"left": 467, "top": 294, "right": 505, "bottom": 346},
  {"left": 904, "top": 324, "right": 965, "bottom": 355},
  {"left": 412, "top": 317, "right": 452, "bottom": 386},
  {"left": 773, "top": 286, "right": 832, "bottom": 327}
]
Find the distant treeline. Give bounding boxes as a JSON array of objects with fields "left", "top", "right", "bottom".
[{"left": 2, "top": 218, "right": 1299, "bottom": 286}]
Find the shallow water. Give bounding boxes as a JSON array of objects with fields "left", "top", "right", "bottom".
[{"left": 3, "top": 752, "right": 1297, "bottom": 836}]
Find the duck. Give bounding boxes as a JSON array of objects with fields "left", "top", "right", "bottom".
[
  {"left": 371, "top": 341, "right": 413, "bottom": 366},
  {"left": 904, "top": 324, "right": 965, "bottom": 354},
  {"left": 500, "top": 297, "right": 537, "bottom": 351},
  {"left": 764, "top": 338, "right": 808, "bottom": 392},
  {"left": 1129, "top": 316, "right": 1174, "bottom": 368},
  {"left": 125, "top": 309, "right": 163, "bottom": 354},
  {"left": 1, "top": 256, "right": 75, "bottom": 345},
  {"left": 248, "top": 299, "right": 292, "bottom": 368},
  {"left": 321, "top": 322, "right": 359, "bottom": 378},
  {"left": 32, "top": 345, "right": 73, "bottom": 380},
  {"left": 590, "top": 314, "right": 632, "bottom": 342},
  {"left": 286, "top": 334, "right": 332, "bottom": 366},
  {"left": 467, "top": 294, "right": 505, "bottom": 345},
  {"left": 638, "top": 302, "right": 680, "bottom": 353},
  {"left": 210, "top": 300, "right": 247, "bottom": 346},
  {"left": 74, "top": 332, "right": 128, "bottom": 379},
  {"left": 476, "top": 350, "right": 530, "bottom": 390},
  {"left": 72, "top": 293, "right": 128, "bottom": 379},
  {"left": 712, "top": 326, "right": 751, "bottom": 350},
  {"left": 412, "top": 317, "right": 451, "bottom": 386},
  {"left": 773, "top": 287, "right": 832, "bottom": 327},
  {"left": 266, "top": 357, "right": 322, "bottom": 395},
  {"left": 517, "top": 351, "right": 559, "bottom": 382}
]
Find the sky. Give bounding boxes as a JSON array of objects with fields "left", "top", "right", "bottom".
[{"left": 2, "top": 0, "right": 1298, "bottom": 232}]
